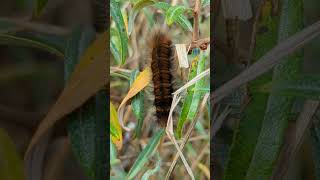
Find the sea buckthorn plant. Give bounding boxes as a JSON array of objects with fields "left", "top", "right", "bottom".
[
  {"left": 110, "top": 0, "right": 210, "bottom": 179},
  {"left": 213, "top": 0, "right": 320, "bottom": 179}
]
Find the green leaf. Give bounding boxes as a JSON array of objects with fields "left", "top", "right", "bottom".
[
  {"left": 111, "top": 0, "right": 128, "bottom": 64},
  {"left": 165, "top": 6, "right": 187, "bottom": 25},
  {"left": 130, "top": 69, "right": 145, "bottom": 138},
  {"left": 176, "top": 56, "right": 199, "bottom": 139},
  {"left": 176, "top": 15, "right": 193, "bottom": 32},
  {"left": 17, "top": 31, "right": 66, "bottom": 53},
  {"left": 128, "top": 0, "right": 156, "bottom": 35},
  {"left": 0, "top": 33, "right": 65, "bottom": 58},
  {"left": 64, "top": 26, "right": 108, "bottom": 179},
  {"left": 0, "top": 128, "right": 25, "bottom": 180},
  {"left": 261, "top": 75, "right": 320, "bottom": 100},
  {"left": 153, "top": 1, "right": 170, "bottom": 11},
  {"left": 223, "top": 2, "right": 279, "bottom": 179},
  {"left": 110, "top": 102, "right": 123, "bottom": 149},
  {"left": 186, "top": 51, "right": 207, "bottom": 120},
  {"left": 246, "top": 0, "right": 304, "bottom": 179},
  {"left": 34, "top": 0, "right": 48, "bottom": 16},
  {"left": 110, "top": 28, "right": 121, "bottom": 64},
  {"left": 110, "top": 39, "right": 121, "bottom": 64},
  {"left": 153, "top": 2, "right": 192, "bottom": 31},
  {"left": 201, "top": 0, "right": 210, "bottom": 7},
  {"left": 127, "top": 129, "right": 165, "bottom": 179}
]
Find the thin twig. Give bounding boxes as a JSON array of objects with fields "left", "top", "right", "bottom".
[
  {"left": 162, "top": 135, "right": 208, "bottom": 147},
  {"left": 110, "top": 67, "right": 132, "bottom": 74},
  {"left": 187, "top": 37, "right": 210, "bottom": 51},
  {"left": 192, "top": 0, "right": 201, "bottom": 41}
]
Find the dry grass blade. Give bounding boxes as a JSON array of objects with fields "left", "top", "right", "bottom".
[
  {"left": 270, "top": 100, "right": 319, "bottom": 180},
  {"left": 173, "top": 68, "right": 210, "bottom": 95},
  {"left": 162, "top": 69, "right": 210, "bottom": 180},
  {"left": 165, "top": 94, "right": 195, "bottom": 180},
  {"left": 165, "top": 93, "right": 209, "bottom": 180},
  {"left": 24, "top": 34, "right": 107, "bottom": 163},
  {"left": 212, "top": 20, "right": 320, "bottom": 104}
]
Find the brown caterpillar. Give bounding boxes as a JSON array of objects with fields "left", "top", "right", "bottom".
[{"left": 149, "top": 29, "right": 175, "bottom": 127}]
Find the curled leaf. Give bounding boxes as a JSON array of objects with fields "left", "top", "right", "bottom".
[{"left": 110, "top": 102, "right": 123, "bottom": 150}]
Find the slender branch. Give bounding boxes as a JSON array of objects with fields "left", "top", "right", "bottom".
[
  {"left": 192, "top": 0, "right": 201, "bottom": 41},
  {"left": 187, "top": 37, "right": 210, "bottom": 52}
]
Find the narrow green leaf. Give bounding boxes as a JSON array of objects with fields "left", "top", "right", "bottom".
[
  {"left": 256, "top": 75, "right": 320, "bottom": 100},
  {"left": 0, "top": 128, "right": 25, "bottom": 180},
  {"left": 127, "top": 129, "right": 165, "bottom": 179},
  {"left": 176, "top": 15, "right": 193, "bottom": 32},
  {"left": 110, "top": 39, "right": 121, "bottom": 64},
  {"left": 246, "top": 0, "right": 304, "bottom": 179},
  {"left": 130, "top": 69, "right": 145, "bottom": 138},
  {"left": 141, "top": 153, "right": 161, "bottom": 180},
  {"left": 65, "top": 26, "right": 108, "bottom": 179},
  {"left": 111, "top": 0, "right": 128, "bottom": 64},
  {"left": 186, "top": 51, "right": 208, "bottom": 120},
  {"left": 153, "top": 2, "right": 192, "bottom": 31},
  {"left": 0, "top": 33, "right": 64, "bottom": 57},
  {"left": 34, "top": 0, "right": 48, "bottom": 16},
  {"left": 16, "top": 31, "right": 66, "bottom": 53},
  {"left": 223, "top": 1, "right": 279, "bottom": 179},
  {"left": 153, "top": 2, "right": 170, "bottom": 11},
  {"left": 110, "top": 28, "right": 122, "bottom": 64},
  {"left": 165, "top": 6, "right": 187, "bottom": 25},
  {"left": 176, "top": 56, "right": 199, "bottom": 139},
  {"left": 128, "top": 0, "right": 156, "bottom": 35}
]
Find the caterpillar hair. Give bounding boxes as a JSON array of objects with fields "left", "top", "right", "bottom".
[{"left": 148, "top": 28, "right": 175, "bottom": 127}]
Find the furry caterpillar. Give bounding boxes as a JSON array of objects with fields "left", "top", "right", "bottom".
[{"left": 149, "top": 30, "right": 175, "bottom": 127}]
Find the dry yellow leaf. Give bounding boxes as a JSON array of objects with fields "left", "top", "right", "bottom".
[
  {"left": 117, "top": 67, "right": 152, "bottom": 130},
  {"left": 110, "top": 102, "right": 123, "bottom": 150}
]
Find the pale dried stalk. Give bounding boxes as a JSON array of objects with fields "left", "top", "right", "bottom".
[{"left": 165, "top": 93, "right": 210, "bottom": 180}]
